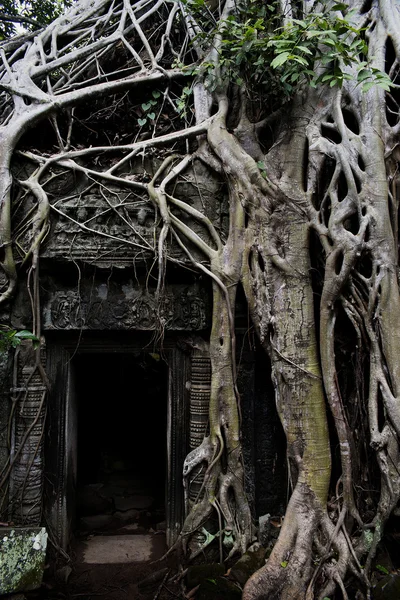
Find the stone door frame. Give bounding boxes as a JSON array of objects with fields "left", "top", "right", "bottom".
[{"left": 44, "top": 332, "right": 190, "bottom": 550}]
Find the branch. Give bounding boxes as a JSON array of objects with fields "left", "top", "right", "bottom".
[
  {"left": 170, "top": 213, "right": 216, "bottom": 260},
  {"left": 50, "top": 203, "right": 153, "bottom": 252},
  {"left": 0, "top": 12, "right": 42, "bottom": 28},
  {"left": 19, "top": 119, "right": 212, "bottom": 168}
]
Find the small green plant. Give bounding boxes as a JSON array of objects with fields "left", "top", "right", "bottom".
[
  {"left": 137, "top": 90, "right": 161, "bottom": 128},
  {"left": 0, "top": 327, "right": 39, "bottom": 353},
  {"left": 257, "top": 161, "right": 268, "bottom": 179},
  {"left": 175, "top": 85, "right": 193, "bottom": 118}
]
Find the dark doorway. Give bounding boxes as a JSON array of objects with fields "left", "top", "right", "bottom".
[{"left": 74, "top": 351, "right": 168, "bottom": 531}]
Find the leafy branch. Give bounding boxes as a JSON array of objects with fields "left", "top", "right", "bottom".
[
  {"left": 183, "top": 0, "right": 392, "bottom": 98},
  {"left": 267, "top": 5, "right": 392, "bottom": 92}
]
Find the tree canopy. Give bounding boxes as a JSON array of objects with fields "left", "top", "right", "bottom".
[
  {"left": 1, "top": 0, "right": 400, "bottom": 598},
  {"left": 0, "top": 0, "right": 71, "bottom": 38}
]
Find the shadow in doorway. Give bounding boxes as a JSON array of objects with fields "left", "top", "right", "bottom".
[{"left": 74, "top": 351, "right": 168, "bottom": 543}]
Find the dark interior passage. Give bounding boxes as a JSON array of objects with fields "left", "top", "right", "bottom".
[{"left": 74, "top": 351, "right": 168, "bottom": 529}]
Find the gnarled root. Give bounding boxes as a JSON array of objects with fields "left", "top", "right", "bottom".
[
  {"left": 180, "top": 430, "right": 253, "bottom": 559},
  {"left": 244, "top": 484, "right": 321, "bottom": 600},
  {"left": 243, "top": 484, "right": 351, "bottom": 600}
]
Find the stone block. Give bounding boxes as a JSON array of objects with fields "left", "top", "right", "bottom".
[
  {"left": 79, "top": 514, "right": 114, "bottom": 531},
  {"left": 114, "top": 509, "right": 140, "bottom": 522},
  {"left": 82, "top": 534, "right": 153, "bottom": 564},
  {"left": 78, "top": 485, "right": 113, "bottom": 516},
  {"left": 0, "top": 527, "right": 47, "bottom": 594}
]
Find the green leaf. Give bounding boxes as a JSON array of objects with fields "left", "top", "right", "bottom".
[
  {"left": 281, "top": 561, "right": 288, "bottom": 568},
  {"left": 292, "top": 55, "right": 308, "bottom": 66},
  {"left": 14, "top": 330, "right": 39, "bottom": 341},
  {"left": 305, "top": 30, "right": 326, "bottom": 38},
  {"left": 292, "top": 18, "right": 307, "bottom": 27},
  {"left": 362, "top": 81, "right": 375, "bottom": 92},
  {"left": 332, "top": 2, "right": 348, "bottom": 11},
  {"left": 296, "top": 45, "right": 313, "bottom": 55},
  {"left": 357, "top": 69, "right": 371, "bottom": 82},
  {"left": 271, "top": 52, "right": 290, "bottom": 69},
  {"left": 152, "top": 90, "right": 161, "bottom": 99},
  {"left": 323, "top": 38, "right": 337, "bottom": 46},
  {"left": 147, "top": 112, "right": 156, "bottom": 120},
  {"left": 376, "top": 565, "right": 389, "bottom": 575},
  {"left": 141, "top": 102, "right": 151, "bottom": 111},
  {"left": 138, "top": 118, "right": 147, "bottom": 127}
]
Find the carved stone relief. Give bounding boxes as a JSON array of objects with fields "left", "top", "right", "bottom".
[
  {"left": 42, "top": 282, "right": 209, "bottom": 331},
  {"left": 37, "top": 159, "right": 229, "bottom": 267},
  {"left": 41, "top": 196, "right": 157, "bottom": 266}
]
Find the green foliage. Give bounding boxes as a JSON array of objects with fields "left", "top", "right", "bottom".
[
  {"left": 184, "top": 0, "right": 391, "bottom": 98},
  {"left": 266, "top": 8, "right": 392, "bottom": 93},
  {"left": 0, "top": 328, "right": 39, "bottom": 353},
  {"left": 0, "top": 0, "right": 71, "bottom": 39}
]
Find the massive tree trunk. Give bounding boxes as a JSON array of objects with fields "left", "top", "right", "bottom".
[{"left": 1, "top": 0, "right": 400, "bottom": 597}]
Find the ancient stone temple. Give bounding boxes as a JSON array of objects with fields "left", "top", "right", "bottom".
[
  {"left": 0, "top": 6, "right": 286, "bottom": 552},
  {"left": 0, "top": 154, "right": 285, "bottom": 552}
]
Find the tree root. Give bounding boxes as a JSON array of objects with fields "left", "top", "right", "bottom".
[
  {"left": 243, "top": 484, "right": 353, "bottom": 600},
  {"left": 180, "top": 431, "right": 253, "bottom": 559}
]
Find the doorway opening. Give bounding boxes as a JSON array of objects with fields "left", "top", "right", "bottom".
[{"left": 74, "top": 351, "right": 168, "bottom": 534}]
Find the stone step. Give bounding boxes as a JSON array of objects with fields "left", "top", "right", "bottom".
[{"left": 81, "top": 534, "right": 163, "bottom": 564}]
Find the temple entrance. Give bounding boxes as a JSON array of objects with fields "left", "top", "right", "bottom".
[
  {"left": 44, "top": 334, "right": 190, "bottom": 551},
  {"left": 74, "top": 352, "right": 168, "bottom": 535}
]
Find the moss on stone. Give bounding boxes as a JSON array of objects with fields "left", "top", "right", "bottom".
[{"left": 0, "top": 527, "right": 47, "bottom": 594}]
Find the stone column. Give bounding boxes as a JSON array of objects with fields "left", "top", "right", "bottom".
[
  {"left": 9, "top": 343, "right": 47, "bottom": 526},
  {"left": 188, "top": 348, "right": 211, "bottom": 503}
]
